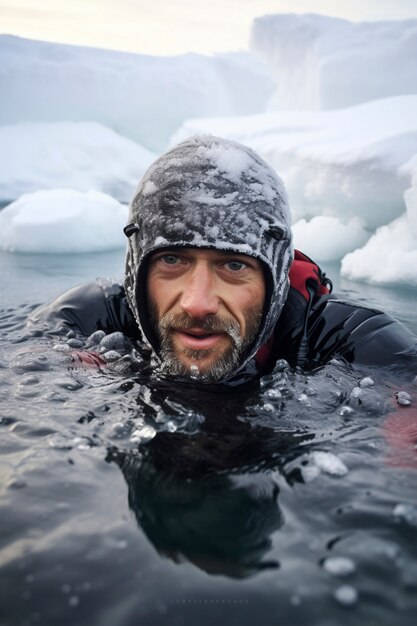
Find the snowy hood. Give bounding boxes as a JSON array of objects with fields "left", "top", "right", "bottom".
[{"left": 124, "top": 134, "right": 293, "bottom": 381}]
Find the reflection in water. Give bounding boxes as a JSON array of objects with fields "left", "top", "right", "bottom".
[{"left": 109, "top": 380, "right": 314, "bottom": 577}]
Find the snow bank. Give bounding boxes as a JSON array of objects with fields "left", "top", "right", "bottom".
[
  {"left": 0, "top": 190, "right": 128, "bottom": 253},
  {"left": 171, "top": 95, "right": 417, "bottom": 230},
  {"left": 0, "top": 121, "right": 155, "bottom": 205},
  {"left": 0, "top": 35, "right": 275, "bottom": 153},
  {"left": 250, "top": 14, "right": 417, "bottom": 111},
  {"left": 341, "top": 156, "right": 417, "bottom": 285}
]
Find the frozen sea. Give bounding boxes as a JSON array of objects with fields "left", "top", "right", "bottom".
[{"left": 1, "top": 249, "right": 417, "bottom": 626}]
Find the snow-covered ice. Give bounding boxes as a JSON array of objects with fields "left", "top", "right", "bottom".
[
  {"left": 251, "top": 14, "right": 417, "bottom": 111},
  {"left": 341, "top": 155, "right": 417, "bottom": 285},
  {"left": 292, "top": 216, "right": 369, "bottom": 262},
  {"left": 0, "top": 121, "right": 155, "bottom": 205},
  {"left": 0, "top": 189, "right": 127, "bottom": 253},
  {"left": 0, "top": 35, "right": 275, "bottom": 153},
  {"left": 1, "top": 23, "right": 416, "bottom": 286}
]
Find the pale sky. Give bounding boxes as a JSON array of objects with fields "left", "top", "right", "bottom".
[{"left": 1, "top": 0, "right": 417, "bottom": 55}]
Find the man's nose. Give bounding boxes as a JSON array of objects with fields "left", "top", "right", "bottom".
[{"left": 179, "top": 265, "right": 219, "bottom": 319}]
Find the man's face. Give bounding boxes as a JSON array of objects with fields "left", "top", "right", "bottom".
[{"left": 147, "top": 248, "right": 266, "bottom": 382}]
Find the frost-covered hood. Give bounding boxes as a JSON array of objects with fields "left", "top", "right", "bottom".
[{"left": 124, "top": 134, "right": 293, "bottom": 381}]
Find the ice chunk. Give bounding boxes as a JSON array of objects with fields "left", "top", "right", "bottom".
[
  {"left": 85, "top": 330, "right": 106, "bottom": 347},
  {"left": 0, "top": 189, "right": 127, "bottom": 254},
  {"left": 341, "top": 155, "right": 417, "bottom": 286},
  {"left": 395, "top": 391, "right": 412, "bottom": 406},
  {"left": 66, "top": 339, "right": 84, "bottom": 349},
  {"left": 348, "top": 387, "right": 386, "bottom": 414},
  {"left": 292, "top": 216, "right": 369, "bottom": 262},
  {"left": 359, "top": 377, "right": 374, "bottom": 388},
  {"left": 0, "top": 121, "right": 155, "bottom": 204},
  {"left": 98, "top": 332, "right": 132, "bottom": 356},
  {"left": 102, "top": 350, "right": 122, "bottom": 363},
  {"left": 341, "top": 213, "right": 417, "bottom": 286},
  {"left": 310, "top": 451, "right": 348, "bottom": 477}
]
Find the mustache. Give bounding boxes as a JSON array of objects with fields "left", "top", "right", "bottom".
[{"left": 158, "top": 312, "right": 242, "bottom": 347}]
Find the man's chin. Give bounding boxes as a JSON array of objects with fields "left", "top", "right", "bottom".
[
  {"left": 175, "top": 349, "right": 224, "bottom": 376},
  {"left": 161, "top": 346, "right": 239, "bottom": 383}
]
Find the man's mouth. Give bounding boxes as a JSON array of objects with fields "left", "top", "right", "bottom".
[{"left": 172, "top": 327, "right": 226, "bottom": 351}]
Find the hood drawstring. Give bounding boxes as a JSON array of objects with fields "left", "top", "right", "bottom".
[{"left": 296, "top": 280, "right": 317, "bottom": 368}]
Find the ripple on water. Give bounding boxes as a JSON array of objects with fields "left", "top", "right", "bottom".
[{"left": 1, "top": 304, "right": 417, "bottom": 626}]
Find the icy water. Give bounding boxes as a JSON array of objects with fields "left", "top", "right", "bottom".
[{"left": 1, "top": 250, "right": 417, "bottom": 626}]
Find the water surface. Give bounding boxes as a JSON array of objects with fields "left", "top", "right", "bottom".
[{"left": 1, "top": 250, "right": 416, "bottom": 626}]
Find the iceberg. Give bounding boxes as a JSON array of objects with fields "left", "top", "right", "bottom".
[
  {"left": 0, "top": 35, "right": 275, "bottom": 153},
  {"left": 250, "top": 14, "right": 417, "bottom": 111},
  {"left": 1, "top": 21, "right": 416, "bottom": 284},
  {"left": 0, "top": 189, "right": 128, "bottom": 253},
  {"left": 0, "top": 121, "right": 156, "bottom": 205}
]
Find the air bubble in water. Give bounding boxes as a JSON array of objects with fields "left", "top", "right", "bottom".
[
  {"left": 324, "top": 556, "right": 356, "bottom": 577},
  {"left": 334, "top": 585, "right": 358, "bottom": 606}
]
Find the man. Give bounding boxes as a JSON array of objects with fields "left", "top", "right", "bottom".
[{"left": 32, "top": 134, "right": 417, "bottom": 384}]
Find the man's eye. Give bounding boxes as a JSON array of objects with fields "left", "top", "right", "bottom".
[
  {"left": 161, "top": 255, "right": 179, "bottom": 265},
  {"left": 225, "top": 260, "right": 246, "bottom": 272}
]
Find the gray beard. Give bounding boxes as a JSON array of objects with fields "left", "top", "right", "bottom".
[{"left": 152, "top": 309, "right": 262, "bottom": 383}]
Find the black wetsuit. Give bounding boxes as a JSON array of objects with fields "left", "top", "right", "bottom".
[{"left": 29, "top": 278, "right": 417, "bottom": 379}]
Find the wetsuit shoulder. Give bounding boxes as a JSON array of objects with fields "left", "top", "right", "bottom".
[
  {"left": 28, "top": 279, "right": 141, "bottom": 339},
  {"left": 272, "top": 294, "right": 417, "bottom": 375},
  {"left": 306, "top": 299, "right": 417, "bottom": 374}
]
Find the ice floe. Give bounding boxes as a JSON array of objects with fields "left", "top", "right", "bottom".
[
  {"left": 0, "top": 189, "right": 128, "bottom": 253},
  {"left": 0, "top": 121, "right": 155, "bottom": 205}
]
